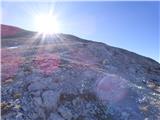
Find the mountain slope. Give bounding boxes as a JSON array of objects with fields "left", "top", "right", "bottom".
[{"left": 1, "top": 25, "right": 160, "bottom": 120}]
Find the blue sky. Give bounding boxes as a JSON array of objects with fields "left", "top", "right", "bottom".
[{"left": 1, "top": 1, "right": 160, "bottom": 62}]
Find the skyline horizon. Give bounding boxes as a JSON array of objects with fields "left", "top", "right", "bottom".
[
  {"left": 1, "top": 23, "right": 160, "bottom": 63},
  {"left": 1, "top": 1, "right": 159, "bottom": 62}
]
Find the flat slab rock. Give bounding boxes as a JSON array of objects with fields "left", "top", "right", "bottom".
[{"left": 1, "top": 33, "right": 160, "bottom": 120}]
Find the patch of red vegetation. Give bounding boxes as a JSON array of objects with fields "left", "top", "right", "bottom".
[
  {"left": 1, "top": 49, "right": 24, "bottom": 81},
  {"left": 1, "top": 24, "right": 22, "bottom": 37},
  {"left": 33, "top": 51, "right": 60, "bottom": 75}
]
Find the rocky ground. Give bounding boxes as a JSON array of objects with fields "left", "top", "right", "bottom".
[{"left": 1, "top": 27, "right": 160, "bottom": 120}]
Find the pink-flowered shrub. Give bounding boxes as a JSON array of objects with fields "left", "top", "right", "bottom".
[
  {"left": 32, "top": 52, "right": 60, "bottom": 75},
  {"left": 1, "top": 25, "right": 21, "bottom": 37},
  {"left": 1, "top": 49, "right": 24, "bottom": 81}
]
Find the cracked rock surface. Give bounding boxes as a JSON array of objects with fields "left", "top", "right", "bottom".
[{"left": 1, "top": 26, "right": 160, "bottom": 120}]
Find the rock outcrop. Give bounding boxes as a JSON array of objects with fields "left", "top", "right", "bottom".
[{"left": 1, "top": 25, "right": 160, "bottom": 120}]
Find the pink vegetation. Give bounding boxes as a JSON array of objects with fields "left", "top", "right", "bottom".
[
  {"left": 1, "top": 24, "right": 21, "bottom": 37},
  {"left": 1, "top": 49, "right": 24, "bottom": 81},
  {"left": 33, "top": 52, "right": 60, "bottom": 75}
]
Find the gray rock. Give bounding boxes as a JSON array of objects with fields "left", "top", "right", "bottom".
[
  {"left": 42, "top": 90, "right": 60, "bottom": 109},
  {"left": 48, "top": 113, "right": 64, "bottom": 120},
  {"left": 58, "top": 106, "right": 73, "bottom": 120},
  {"left": 28, "top": 82, "right": 45, "bottom": 91},
  {"left": 30, "top": 91, "right": 41, "bottom": 97},
  {"left": 33, "top": 97, "right": 42, "bottom": 106}
]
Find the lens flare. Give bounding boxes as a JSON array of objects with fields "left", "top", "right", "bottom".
[{"left": 96, "top": 75, "right": 128, "bottom": 103}]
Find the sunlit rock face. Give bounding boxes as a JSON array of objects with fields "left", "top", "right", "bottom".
[{"left": 1, "top": 25, "right": 160, "bottom": 120}]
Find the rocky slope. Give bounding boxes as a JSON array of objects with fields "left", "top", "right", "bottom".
[{"left": 1, "top": 25, "right": 160, "bottom": 120}]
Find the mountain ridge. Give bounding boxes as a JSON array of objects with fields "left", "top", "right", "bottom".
[
  {"left": 1, "top": 24, "right": 160, "bottom": 120},
  {"left": 1, "top": 24, "right": 159, "bottom": 63}
]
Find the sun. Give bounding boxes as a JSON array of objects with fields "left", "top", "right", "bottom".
[{"left": 34, "top": 13, "right": 60, "bottom": 34}]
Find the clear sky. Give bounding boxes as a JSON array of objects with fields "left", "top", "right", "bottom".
[{"left": 1, "top": 1, "right": 160, "bottom": 62}]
